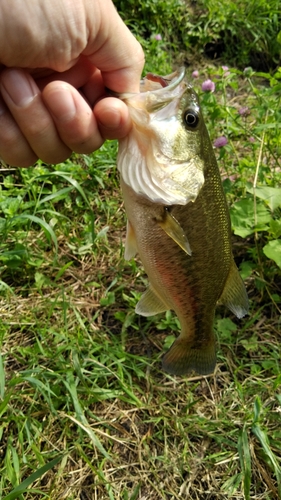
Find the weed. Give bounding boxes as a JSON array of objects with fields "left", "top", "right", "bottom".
[
  {"left": 1, "top": 4, "right": 281, "bottom": 499},
  {"left": 115, "top": 0, "right": 281, "bottom": 70}
]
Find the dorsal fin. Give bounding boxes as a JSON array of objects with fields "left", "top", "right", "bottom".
[{"left": 218, "top": 260, "right": 249, "bottom": 318}]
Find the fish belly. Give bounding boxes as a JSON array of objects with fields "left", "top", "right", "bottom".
[{"left": 121, "top": 178, "right": 232, "bottom": 375}]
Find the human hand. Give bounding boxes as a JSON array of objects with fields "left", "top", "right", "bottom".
[{"left": 0, "top": 0, "right": 144, "bottom": 167}]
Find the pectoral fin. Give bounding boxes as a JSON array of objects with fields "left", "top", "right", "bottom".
[
  {"left": 218, "top": 260, "right": 249, "bottom": 318},
  {"left": 136, "top": 285, "right": 169, "bottom": 317},
  {"left": 124, "top": 220, "right": 138, "bottom": 260},
  {"left": 158, "top": 210, "right": 192, "bottom": 256}
]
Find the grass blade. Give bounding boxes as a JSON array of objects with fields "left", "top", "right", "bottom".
[
  {"left": 61, "top": 412, "right": 111, "bottom": 461},
  {"left": 35, "top": 171, "right": 95, "bottom": 241},
  {"left": 0, "top": 280, "right": 15, "bottom": 295},
  {"left": 0, "top": 352, "right": 5, "bottom": 399},
  {"left": 62, "top": 374, "right": 111, "bottom": 460},
  {"left": 12, "top": 214, "right": 58, "bottom": 253},
  {"left": 36, "top": 186, "right": 73, "bottom": 206},
  {"left": 252, "top": 424, "right": 281, "bottom": 496},
  {"left": 2, "top": 455, "right": 63, "bottom": 500},
  {"left": 36, "top": 172, "right": 92, "bottom": 209},
  {"left": 238, "top": 426, "right": 251, "bottom": 500}
]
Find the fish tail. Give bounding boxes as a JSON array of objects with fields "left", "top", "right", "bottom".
[{"left": 162, "top": 334, "right": 216, "bottom": 376}]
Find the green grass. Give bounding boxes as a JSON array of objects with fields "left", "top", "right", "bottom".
[
  {"left": 115, "top": 0, "right": 281, "bottom": 71},
  {"left": 1, "top": 11, "right": 281, "bottom": 500}
]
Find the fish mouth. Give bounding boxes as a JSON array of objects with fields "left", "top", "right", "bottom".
[
  {"left": 106, "top": 67, "right": 186, "bottom": 99},
  {"left": 140, "top": 67, "right": 186, "bottom": 92}
]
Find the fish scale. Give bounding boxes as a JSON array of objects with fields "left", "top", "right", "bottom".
[{"left": 117, "top": 68, "right": 249, "bottom": 376}]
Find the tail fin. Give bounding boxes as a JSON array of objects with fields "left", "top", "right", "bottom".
[{"left": 162, "top": 335, "right": 216, "bottom": 376}]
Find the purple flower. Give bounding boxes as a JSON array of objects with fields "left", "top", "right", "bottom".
[
  {"left": 243, "top": 67, "right": 253, "bottom": 76},
  {"left": 192, "top": 70, "right": 199, "bottom": 78},
  {"left": 202, "top": 79, "right": 215, "bottom": 92},
  {"left": 214, "top": 136, "right": 228, "bottom": 148},
  {"left": 154, "top": 34, "right": 162, "bottom": 41},
  {"left": 238, "top": 106, "right": 250, "bottom": 116},
  {"left": 221, "top": 66, "right": 230, "bottom": 76},
  {"left": 249, "top": 137, "right": 255, "bottom": 143}
]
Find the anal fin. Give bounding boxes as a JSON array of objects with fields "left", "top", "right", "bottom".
[
  {"left": 218, "top": 260, "right": 249, "bottom": 318},
  {"left": 136, "top": 285, "right": 169, "bottom": 317},
  {"left": 158, "top": 210, "right": 192, "bottom": 256}
]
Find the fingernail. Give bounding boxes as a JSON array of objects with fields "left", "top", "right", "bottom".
[
  {"left": 98, "top": 109, "right": 121, "bottom": 129},
  {"left": 46, "top": 85, "right": 76, "bottom": 122},
  {"left": 1, "top": 69, "right": 38, "bottom": 107},
  {"left": 95, "top": 99, "right": 122, "bottom": 130}
]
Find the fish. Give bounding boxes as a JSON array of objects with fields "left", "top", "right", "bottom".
[{"left": 116, "top": 68, "right": 249, "bottom": 376}]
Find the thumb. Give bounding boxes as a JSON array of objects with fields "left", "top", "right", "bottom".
[{"left": 83, "top": 0, "right": 144, "bottom": 93}]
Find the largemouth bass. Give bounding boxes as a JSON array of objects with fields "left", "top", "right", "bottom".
[{"left": 117, "top": 68, "right": 249, "bottom": 376}]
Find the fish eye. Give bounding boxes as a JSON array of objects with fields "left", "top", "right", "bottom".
[{"left": 183, "top": 109, "right": 199, "bottom": 129}]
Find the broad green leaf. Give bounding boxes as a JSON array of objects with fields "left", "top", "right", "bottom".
[
  {"left": 247, "top": 185, "right": 281, "bottom": 211},
  {"left": 54, "top": 261, "right": 74, "bottom": 281},
  {"left": 216, "top": 318, "right": 237, "bottom": 336},
  {"left": 239, "top": 261, "right": 255, "bottom": 280},
  {"left": 130, "top": 484, "right": 141, "bottom": 500},
  {"left": 22, "top": 376, "right": 58, "bottom": 398},
  {"left": 269, "top": 219, "right": 281, "bottom": 239},
  {"left": 230, "top": 198, "right": 271, "bottom": 237},
  {"left": 263, "top": 240, "right": 281, "bottom": 268},
  {"left": 253, "top": 396, "right": 261, "bottom": 423},
  {"left": 241, "top": 334, "right": 259, "bottom": 352}
]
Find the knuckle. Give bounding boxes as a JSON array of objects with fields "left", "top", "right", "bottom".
[{"left": 25, "top": 116, "right": 52, "bottom": 140}]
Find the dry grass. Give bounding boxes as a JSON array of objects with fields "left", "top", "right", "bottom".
[
  {"left": 1, "top": 61, "right": 281, "bottom": 499},
  {"left": 1, "top": 230, "right": 280, "bottom": 499}
]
